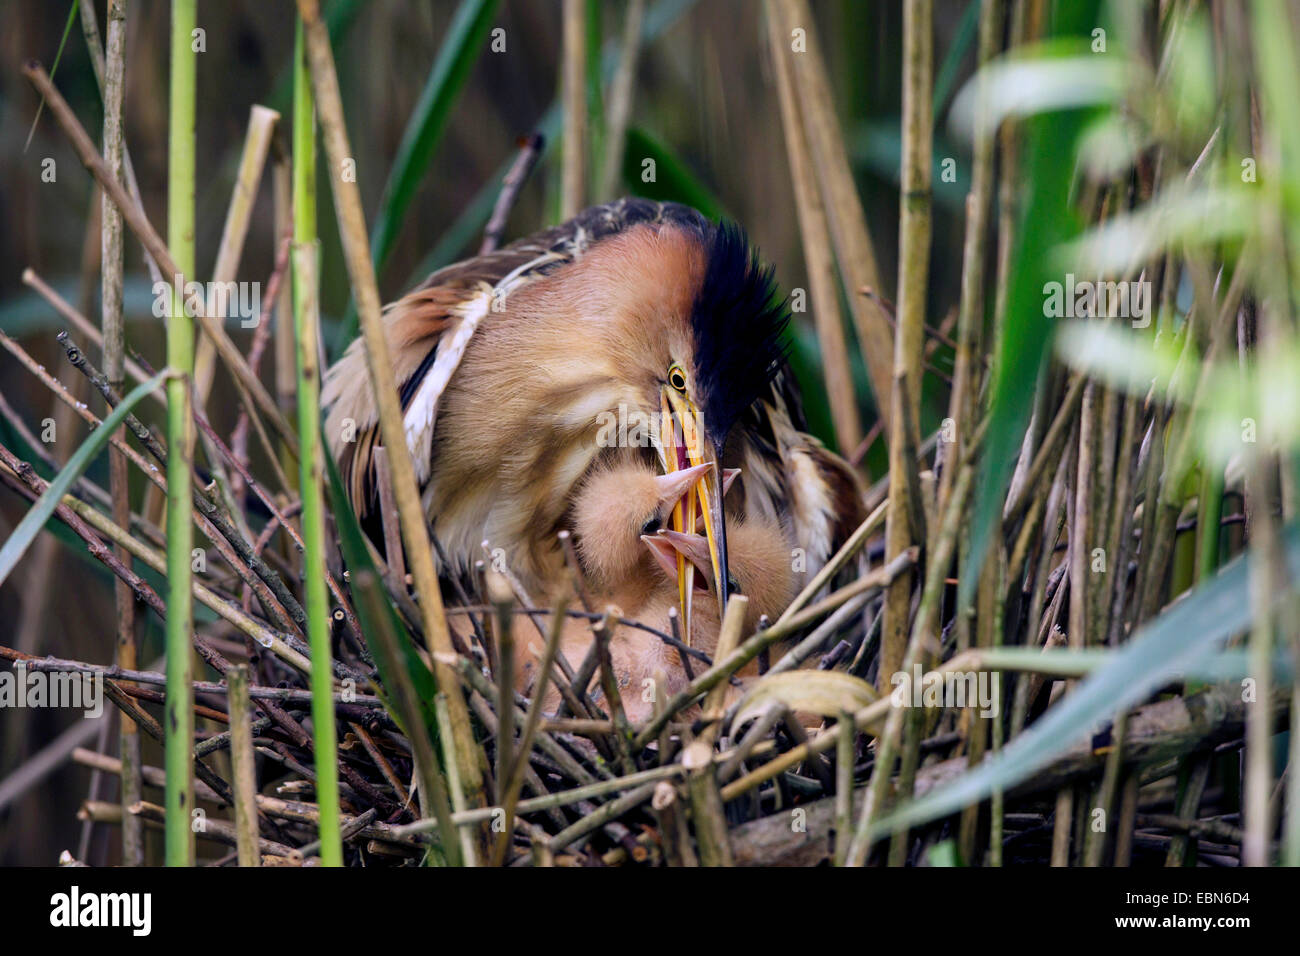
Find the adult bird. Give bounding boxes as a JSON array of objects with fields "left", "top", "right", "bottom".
[{"left": 323, "top": 198, "right": 864, "bottom": 641}]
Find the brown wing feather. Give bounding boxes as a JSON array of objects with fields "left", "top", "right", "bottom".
[{"left": 322, "top": 285, "right": 459, "bottom": 515}]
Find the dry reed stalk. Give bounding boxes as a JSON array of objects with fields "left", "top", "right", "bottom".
[
  {"left": 95, "top": 0, "right": 143, "bottom": 869},
  {"left": 294, "top": 0, "right": 486, "bottom": 830},
  {"left": 560, "top": 0, "right": 587, "bottom": 219},
  {"left": 878, "top": 0, "right": 932, "bottom": 694},
  {"left": 226, "top": 665, "right": 260, "bottom": 866},
  {"left": 77, "top": 0, "right": 161, "bottom": 284},
  {"left": 775, "top": 0, "right": 896, "bottom": 430},
  {"left": 597, "top": 0, "right": 644, "bottom": 203},
  {"left": 889, "top": 460, "right": 975, "bottom": 862},
  {"left": 684, "top": 593, "right": 743, "bottom": 868},
  {"left": 765, "top": 0, "right": 862, "bottom": 452},
  {"left": 193, "top": 104, "right": 280, "bottom": 405}
]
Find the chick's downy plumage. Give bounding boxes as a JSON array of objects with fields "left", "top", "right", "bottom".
[{"left": 514, "top": 462, "right": 795, "bottom": 723}]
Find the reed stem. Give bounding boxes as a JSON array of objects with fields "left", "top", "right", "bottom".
[
  {"left": 163, "top": 0, "right": 197, "bottom": 868},
  {"left": 560, "top": 0, "right": 587, "bottom": 218},
  {"left": 227, "top": 665, "right": 261, "bottom": 867},
  {"left": 97, "top": 0, "right": 143, "bottom": 869},
  {"left": 879, "top": 0, "right": 932, "bottom": 692},
  {"left": 289, "top": 16, "right": 342, "bottom": 868},
  {"left": 294, "top": 0, "right": 487, "bottom": 849}
]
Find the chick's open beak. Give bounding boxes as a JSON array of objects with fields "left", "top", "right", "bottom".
[
  {"left": 654, "top": 530, "right": 715, "bottom": 584},
  {"left": 659, "top": 387, "right": 729, "bottom": 646}
]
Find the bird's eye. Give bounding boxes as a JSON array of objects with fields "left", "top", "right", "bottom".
[
  {"left": 668, "top": 364, "right": 688, "bottom": 392},
  {"left": 640, "top": 515, "right": 662, "bottom": 536},
  {"left": 727, "top": 575, "right": 741, "bottom": 596}
]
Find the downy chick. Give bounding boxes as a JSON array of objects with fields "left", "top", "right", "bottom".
[{"left": 515, "top": 462, "right": 794, "bottom": 723}]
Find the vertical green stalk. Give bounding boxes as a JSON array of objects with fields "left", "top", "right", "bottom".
[
  {"left": 293, "top": 18, "right": 341, "bottom": 867},
  {"left": 1195, "top": 468, "right": 1223, "bottom": 582},
  {"left": 879, "top": 0, "right": 932, "bottom": 688},
  {"left": 164, "top": 0, "right": 197, "bottom": 868}
]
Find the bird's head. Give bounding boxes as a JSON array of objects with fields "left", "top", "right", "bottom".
[
  {"left": 606, "top": 218, "right": 792, "bottom": 642},
  {"left": 505, "top": 209, "right": 789, "bottom": 639},
  {"left": 572, "top": 461, "right": 715, "bottom": 594}
]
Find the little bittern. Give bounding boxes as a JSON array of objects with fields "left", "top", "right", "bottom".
[
  {"left": 324, "top": 198, "right": 863, "bottom": 642},
  {"left": 513, "top": 460, "right": 795, "bottom": 723}
]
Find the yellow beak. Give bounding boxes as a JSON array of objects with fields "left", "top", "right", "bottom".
[{"left": 659, "top": 387, "right": 729, "bottom": 646}]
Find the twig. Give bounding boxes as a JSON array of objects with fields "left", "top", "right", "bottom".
[
  {"left": 480, "top": 133, "right": 545, "bottom": 254},
  {"left": 230, "top": 230, "right": 294, "bottom": 498},
  {"left": 20, "top": 269, "right": 159, "bottom": 406},
  {"left": 11, "top": 654, "right": 383, "bottom": 707},
  {"left": 57, "top": 332, "right": 309, "bottom": 638},
  {"left": 494, "top": 593, "right": 569, "bottom": 866}
]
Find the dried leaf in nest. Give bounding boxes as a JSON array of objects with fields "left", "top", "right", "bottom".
[{"left": 730, "top": 670, "right": 880, "bottom": 731}]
